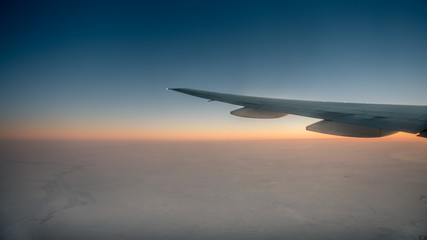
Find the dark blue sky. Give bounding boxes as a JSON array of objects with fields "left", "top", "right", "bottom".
[{"left": 1, "top": 0, "right": 427, "bottom": 139}]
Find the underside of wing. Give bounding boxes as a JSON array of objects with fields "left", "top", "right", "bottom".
[{"left": 169, "top": 88, "right": 427, "bottom": 138}]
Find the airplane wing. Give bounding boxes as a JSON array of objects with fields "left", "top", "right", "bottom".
[{"left": 169, "top": 88, "right": 427, "bottom": 138}]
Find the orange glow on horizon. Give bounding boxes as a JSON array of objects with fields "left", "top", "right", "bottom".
[{"left": 0, "top": 123, "right": 423, "bottom": 141}]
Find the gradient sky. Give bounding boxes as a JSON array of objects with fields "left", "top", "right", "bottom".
[{"left": 1, "top": 0, "right": 427, "bottom": 140}]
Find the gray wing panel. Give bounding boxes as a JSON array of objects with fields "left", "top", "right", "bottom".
[{"left": 171, "top": 88, "right": 427, "bottom": 134}]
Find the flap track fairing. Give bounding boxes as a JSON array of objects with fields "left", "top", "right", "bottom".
[{"left": 231, "top": 107, "right": 288, "bottom": 119}]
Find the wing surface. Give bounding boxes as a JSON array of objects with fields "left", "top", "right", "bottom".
[{"left": 170, "top": 88, "right": 427, "bottom": 137}]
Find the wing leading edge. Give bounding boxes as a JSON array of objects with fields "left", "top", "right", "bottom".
[{"left": 169, "top": 88, "right": 427, "bottom": 138}]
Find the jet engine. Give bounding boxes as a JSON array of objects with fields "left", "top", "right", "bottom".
[{"left": 306, "top": 120, "right": 396, "bottom": 138}]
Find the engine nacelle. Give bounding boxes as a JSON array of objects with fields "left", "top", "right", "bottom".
[
  {"left": 306, "top": 120, "right": 397, "bottom": 138},
  {"left": 418, "top": 129, "right": 427, "bottom": 138},
  {"left": 231, "top": 107, "right": 288, "bottom": 119}
]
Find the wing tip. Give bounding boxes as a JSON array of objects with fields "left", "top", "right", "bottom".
[
  {"left": 167, "top": 88, "right": 189, "bottom": 93},
  {"left": 166, "top": 87, "right": 181, "bottom": 92}
]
